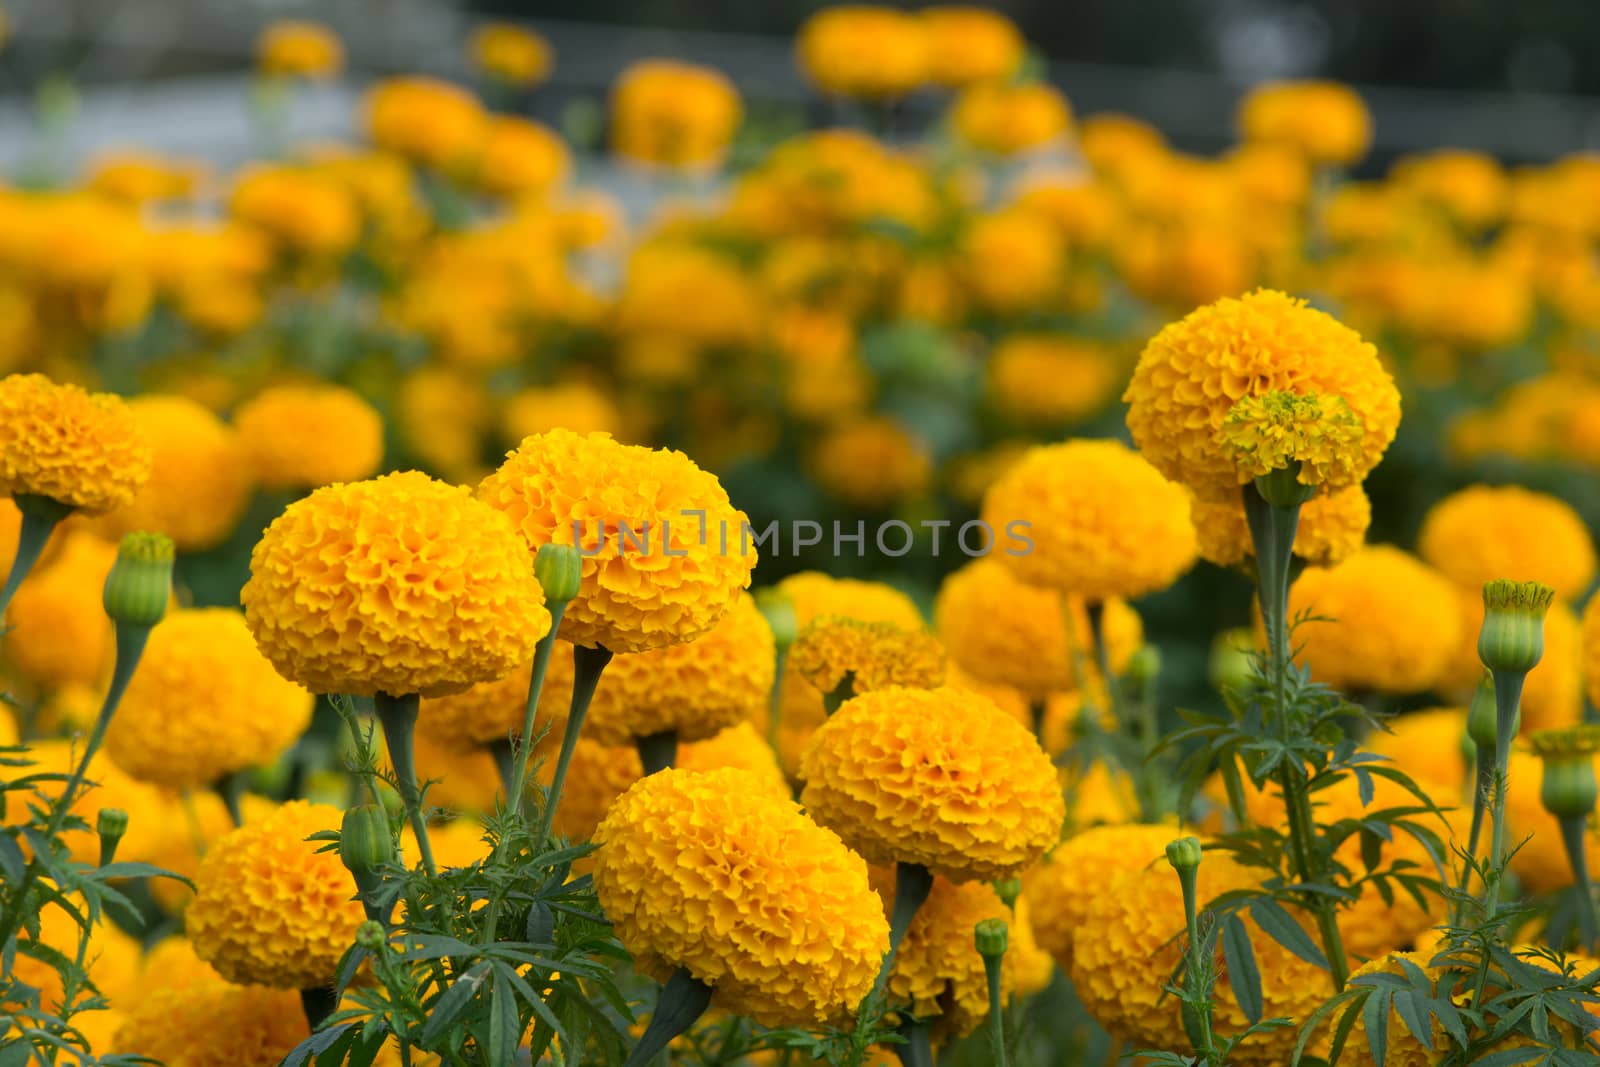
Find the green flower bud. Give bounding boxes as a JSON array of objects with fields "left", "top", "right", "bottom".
[
  {"left": 355, "top": 920, "right": 387, "bottom": 951},
  {"left": 1165, "top": 835, "right": 1203, "bottom": 873},
  {"left": 753, "top": 587, "right": 798, "bottom": 650},
  {"left": 974, "top": 918, "right": 1009, "bottom": 959},
  {"left": 340, "top": 804, "right": 396, "bottom": 888},
  {"left": 1478, "top": 579, "right": 1554, "bottom": 676},
  {"left": 1531, "top": 726, "right": 1600, "bottom": 821},
  {"left": 534, "top": 543, "right": 583, "bottom": 607},
  {"left": 101, "top": 532, "right": 174, "bottom": 628},
  {"left": 1466, "top": 673, "right": 1499, "bottom": 753},
  {"left": 992, "top": 878, "right": 1022, "bottom": 910},
  {"left": 96, "top": 807, "right": 128, "bottom": 866},
  {"left": 1209, "top": 628, "right": 1255, "bottom": 695},
  {"left": 1125, "top": 645, "right": 1162, "bottom": 687}
]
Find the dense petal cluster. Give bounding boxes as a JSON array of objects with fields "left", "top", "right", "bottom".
[
  {"left": 1287, "top": 545, "right": 1461, "bottom": 694},
  {"left": 234, "top": 383, "right": 384, "bottom": 490},
  {"left": 243, "top": 471, "right": 549, "bottom": 697},
  {"left": 417, "top": 655, "right": 570, "bottom": 752},
  {"left": 776, "top": 571, "right": 924, "bottom": 630},
  {"left": 186, "top": 800, "right": 365, "bottom": 988},
  {"left": 1124, "top": 290, "right": 1401, "bottom": 503},
  {"left": 0, "top": 373, "right": 151, "bottom": 513},
  {"left": 1024, "top": 823, "right": 1179, "bottom": 971},
  {"left": 476, "top": 430, "right": 755, "bottom": 653},
  {"left": 1218, "top": 390, "right": 1367, "bottom": 488},
  {"left": 593, "top": 768, "right": 889, "bottom": 1027},
  {"left": 788, "top": 615, "right": 944, "bottom": 697},
  {"left": 105, "top": 608, "right": 313, "bottom": 788},
  {"left": 1191, "top": 485, "right": 1371, "bottom": 569},
  {"left": 583, "top": 592, "right": 775, "bottom": 745},
  {"left": 985, "top": 334, "right": 1117, "bottom": 425},
  {"left": 115, "top": 978, "right": 309, "bottom": 1066},
  {"left": 796, "top": 6, "right": 928, "bottom": 100},
  {"left": 980, "top": 439, "right": 1196, "bottom": 601},
  {"left": 1238, "top": 79, "right": 1372, "bottom": 166},
  {"left": 1418, "top": 485, "right": 1597, "bottom": 601},
  {"left": 799, "top": 686, "right": 1064, "bottom": 881}
]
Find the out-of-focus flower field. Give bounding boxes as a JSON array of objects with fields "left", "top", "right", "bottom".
[{"left": 8, "top": 6, "right": 1600, "bottom": 1067}]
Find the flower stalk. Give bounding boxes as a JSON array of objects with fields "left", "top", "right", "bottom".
[
  {"left": 0, "top": 493, "right": 72, "bottom": 616},
  {"left": 872, "top": 861, "right": 934, "bottom": 1002},
  {"left": 373, "top": 692, "right": 435, "bottom": 877},
  {"left": 507, "top": 544, "right": 581, "bottom": 819},
  {"left": 534, "top": 641, "right": 614, "bottom": 842},
  {"left": 976, "top": 918, "right": 1011, "bottom": 1067}
]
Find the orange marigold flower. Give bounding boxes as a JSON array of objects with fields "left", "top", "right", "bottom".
[
  {"left": 115, "top": 977, "right": 308, "bottom": 1065},
  {"left": 256, "top": 20, "right": 343, "bottom": 79},
  {"left": 1024, "top": 823, "right": 1178, "bottom": 971},
  {"left": 242, "top": 471, "right": 550, "bottom": 698},
  {"left": 593, "top": 768, "right": 888, "bottom": 1026},
  {"left": 1238, "top": 79, "right": 1371, "bottom": 166},
  {"left": 610, "top": 60, "right": 743, "bottom": 172},
  {"left": 363, "top": 77, "right": 488, "bottom": 171},
  {"left": 234, "top": 383, "right": 383, "bottom": 491},
  {"left": 951, "top": 82, "right": 1072, "bottom": 157},
  {"left": 799, "top": 686, "right": 1063, "bottom": 882},
  {"left": 0, "top": 373, "right": 150, "bottom": 514},
  {"left": 187, "top": 800, "right": 364, "bottom": 989},
  {"left": 788, "top": 615, "right": 944, "bottom": 698},
  {"left": 469, "top": 22, "right": 553, "bottom": 88},
  {"left": 796, "top": 6, "right": 928, "bottom": 100},
  {"left": 476, "top": 430, "right": 755, "bottom": 654},
  {"left": 919, "top": 6, "right": 1024, "bottom": 88},
  {"left": 1419, "top": 485, "right": 1597, "bottom": 601}
]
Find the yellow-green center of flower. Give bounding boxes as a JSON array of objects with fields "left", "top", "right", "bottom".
[{"left": 1219, "top": 390, "right": 1365, "bottom": 487}]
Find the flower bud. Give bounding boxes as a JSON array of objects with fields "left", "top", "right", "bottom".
[
  {"left": 974, "top": 918, "right": 1009, "bottom": 959},
  {"left": 96, "top": 807, "right": 128, "bottom": 866},
  {"left": 534, "top": 543, "right": 582, "bottom": 607},
  {"left": 355, "top": 920, "right": 387, "bottom": 951},
  {"left": 1478, "top": 579, "right": 1554, "bottom": 676},
  {"left": 101, "top": 532, "right": 174, "bottom": 628},
  {"left": 1165, "top": 835, "right": 1203, "bottom": 873},
  {"left": 1466, "top": 673, "right": 1499, "bottom": 753},
  {"left": 1208, "top": 628, "right": 1255, "bottom": 695},
  {"left": 1125, "top": 645, "right": 1161, "bottom": 688},
  {"left": 992, "top": 878, "right": 1022, "bottom": 910},
  {"left": 754, "top": 588, "right": 798, "bottom": 651},
  {"left": 339, "top": 804, "right": 395, "bottom": 891},
  {"left": 1531, "top": 727, "right": 1600, "bottom": 821}
]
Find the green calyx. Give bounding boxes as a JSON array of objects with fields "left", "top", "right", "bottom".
[
  {"left": 101, "top": 532, "right": 174, "bottom": 628},
  {"left": 1478, "top": 579, "right": 1554, "bottom": 676},
  {"left": 534, "top": 542, "right": 583, "bottom": 606},
  {"left": 974, "top": 918, "right": 1009, "bottom": 959}
]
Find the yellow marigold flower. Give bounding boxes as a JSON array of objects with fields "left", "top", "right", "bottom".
[
  {"left": 142, "top": 936, "right": 226, "bottom": 995},
  {"left": 467, "top": 117, "right": 570, "bottom": 200},
  {"left": 1219, "top": 390, "right": 1367, "bottom": 490},
  {"left": 809, "top": 416, "right": 931, "bottom": 510},
  {"left": 0, "top": 373, "right": 150, "bottom": 514},
  {"left": 1191, "top": 485, "right": 1370, "bottom": 569},
  {"left": 951, "top": 82, "right": 1072, "bottom": 157},
  {"left": 234, "top": 383, "right": 383, "bottom": 491},
  {"left": 1070, "top": 848, "right": 1328, "bottom": 1063},
  {"left": 934, "top": 558, "right": 1142, "bottom": 700},
  {"left": 581, "top": 591, "right": 774, "bottom": 745},
  {"left": 1393, "top": 149, "right": 1507, "bottom": 230},
  {"left": 145, "top": 791, "right": 240, "bottom": 914},
  {"left": 943, "top": 661, "right": 1030, "bottom": 725},
  {"left": 469, "top": 22, "right": 553, "bottom": 88},
  {"left": 229, "top": 165, "right": 361, "bottom": 258},
  {"left": 501, "top": 381, "right": 622, "bottom": 446},
  {"left": 1078, "top": 112, "right": 1166, "bottom": 176},
  {"left": 871, "top": 869, "right": 1012, "bottom": 1040},
  {"left": 986, "top": 334, "right": 1118, "bottom": 426},
  {"left": 104, "top": 608, "right": 312, "bottom": 789},
  {"left": 796, "top": 6, "right": 928, "bottom": 100},
  {"left": 1443, "top": 591, "right": 1580, "bottom": 734},
  {"left": 116, "top": 977, "right": 307, "bottom": 1065},
  {"left": 476, "top": 430, "right": 755, "bottom": 654},
  {"left": 1024, "top": 823, "right": 1178, "bottom": 972},
  {"left": 419, "top": 655, "right": 565, "bottom": 753},
  {"left": 1419, "top": 485, "right": 1596, "bottom": 601},
  {"left": 1226, "top": 140, "right": 1312, "bottom": 210},
  {"left": 799, "top": 686, "right": 1064, "bottom": 882},
  {"left": 961, "top": 208, "right": 1065, "bottom": 313},
  {"left": 779, "top": 572, "right": 923, "bottom": 630},
  {"left": 1238, "top": 79, "right": 1371, "bottom": 166},
  {"left": 395, "top": 366, "right": 491, "bottom": 483},
  {"left": 610, "top": 60, "right": 743, "bottom": 172},
  {"left": 1287, "top": 545, "right": 1461, "bottom": 694},
  {"left": 1506, "top": 748, "right": 1600, "bottom": 894},
  {"left": 87, "top": 150, "right": 205, "bottom": 205},
  {"left": 789, "top": 615, "right": 944, "bottom": 698},
  {"left": 1125, "top": 289, "right": 1401, "bottom": 503},
  {"left": 4, "top": 531, "right": 118, "bottom": 688},
  {"left": 1007, "top": 896, "right": 1056, "bottom": 998},
  {"left": 919, "top": 6, "right": 1024, "bottom": 88},
  {"left": 187, "top": 799, "right": 364, "bottom": 989},
  {"left": 94, "top": 395, "right": 252, "bottom": 552},
  {"left": 256, "top": 20, "right": 343, "bottom": 79},
  {"left": 980, "top": 439, "right": 1197, "bottom": 602},
  {"left": 547, "top": 722, "right": 789, "bottom": 842},
  {"left": 363, "top": 77, "right": 489, "bottom": 171},
  {"left": 593, "top": 768, "right": 889, "bottom": 1026},
  {"left": 1364, "top": 707, "right": 1470, "bottom": 798},
  {"left": 243, "top": 471, "right": 550, "bottom": 698}
]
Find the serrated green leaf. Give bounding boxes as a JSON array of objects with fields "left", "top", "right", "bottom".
[
  {"left": 420, "top": 960, "right": 489, "bottom": 1045},
  {"left": 1249, "top": 898, "right": 1328, "bottom": 970},
  {"left": 1221, "top": 913, "right": 1262, "bottom": 1024}
]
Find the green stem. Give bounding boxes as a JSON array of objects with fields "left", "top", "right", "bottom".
[
  {"left": 216, "top": 769, "right": 245, "bottom": 827},
  {"left": 1453, "top": 750, "right": 1493, "bottom": 924},
  {"left": 872, "top": 862, "right": 934, "bottom": 1002},
  {"left": 1559, "top": 815, "right": 1599, "bottom": 950},
  {"left": 637, "top": 730, "right": 678, "bottom": 776},
  {"left": 822, "top": 675, "right": 855, "bottom": 716},
  {"left": 892, "top": 1019, "right": 933, "bottom": 1067},
  {"left": 374, "top": 692, "right": 435, "bottom": 877},
  {"left": 299, "top": 985, "right": 338, "bottom": 1030},
  {"left": 489, "top": 737, "right": 515, "bottom": 800},
  {"left": 534, "top": 643, "right": 613, "bottom": 842},
  {"left": 509, "top": 603, "right": 567, "bottom": 820},
  {"left": 766, "top": 647, "right": 788, "bottom": 753},
  {"left": 982, "top": 952, "right": 1009, "bottom": 1067},
  {"left": 0, "top": 494, "right": 70, "bottom": 617},
  {"left": 623, "top": 966, "right": 713, "bottom": 1067}
]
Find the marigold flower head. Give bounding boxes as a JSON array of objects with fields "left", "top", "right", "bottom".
[
  {"left": 1219, "top": 390, "right": 1367, "bottom": 490},
  {"left": 1393, "top": 149, "right": 1507, "bottom": 230},
  {"left": 934, "top": 558, "right": 1142, "bottom": 699},
  {"left": 115, "top": 978, "right": 308, "bottom": 1066},
  {"left": 4, "top": 531, "right": 119, "bottom": 688},
  {"left": 778, "top": 571, "right": 924, "bottom": 630},
  {"left": 1419, "top": 485, "right": 1596, "bottom": 601},
  {"left": 468, "top": 117, "right": 570, "bottom": 200},
  {"left": 418, "top": 655, "right": 566, "bottom": 753},
  {"left": 363, "top": 77, "right": 488, "bottom": 171},
  {"left": 980, "top": 438, "right": 1196, "bottom": 601},
  {"left": 141, "top": 935, "right": 227, "bottom": 994},
  {"left": 1125, "top": 289, "right": 1400, "bottom": 503},
  {"left": 105, "top": 608, "right": 313, "bottom": 789},
  {"left": 234, "top": 383, "right": 383, "bottom": 491},
  {"left": 501, "top": 381, "right": 622, "bottom": 445},
  {"left": 187, "top": 799, "right": 364, "bottom": 988},
  {"left": 917, "top": 6, "right": 1023, "bottom": 89},
  {"left": 871, "top": 870, "right": 1013, "bottom": 1039},
  {"left": 799, "top": 685, "right": 1064, "bottom": 882},
  {"left": 1024, "top": 823, "right": 1179, "bottom": 972},
  {"left": 986, "top": 334, "right": 1118, "bottom": 426},
  {"left": 1192, "top": 484, "right": 1370, "bottom": 570},
  {"left": 961, "top": 208, "right": 1065, "bottom": 314},
  {"left": 1286, "top": 545, "right": 1461, "bottom": 694},
  {"left": 810, "top": 416, "right": 932, "bottom": 509},
  {"left": 796, "top": 6, "right": 929, "bottom": 100},
  {"left": 1238, "top": 79, "right": 1371, "bottom": 166},
  {"left": 611, "top": 60, "right": 744, "bottom": 172},
  {"left": 476, "top": 430, "right": 755, "bottom": 654},
  {"left": 951, "top": 82, "right": 1072, "bottom": 157},
  {"left": 789, "top": 615, "right": 944, "bottom": 698},
  {"left": 229, "top": 165, "right": 361, "bottom": 259},
  {"left": 547, "top": 722, "right": 789, "bottom": 842},
  {"left": 243, "top": 471, "right": 550, "bottom": 698},
  {"left": 94, "top": 395, "right": 252, "bottom": 552},
  {"left": 593, "top": 768, "right": 889, "bottom": 1027},
  {"left": 0, "top": 373, "right": 150, "bottom": 514},
  {"left": 470, "top": 22, "right": 553, "bottom": 88},
  {"left": 582, "top": 591, "right": 774, "bottom": 745},
  {"left": 256, "top": 20, "right": 343, "bottom": 79}
]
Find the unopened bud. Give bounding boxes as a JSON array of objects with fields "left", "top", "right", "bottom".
[
  {"left": 1478, "top": 580, "right": 1554, "bottom": 676},
  {"left": 102, "top": 532, "right": 173, "bottom": 628},
  {"left": 1466, "top": 673, "right": 1499, "bottom": 753},
  {"left": 534, "top": 543, "right": 583, "bottom": 606},
  {"left": 355, "top": 920, "right": 387, "bottom": 951},
  {"left": 1209, "top": 629, "right": 1255, "bottom": 695},
  {"left": 974, "top": 918, "right": 1008, "bottom": 959},
  {"left": 96, "top": 807, "right": 128, "bottom": 866},
  {"left": 1165, "top": 836, "right": 1203, "bottom": 873},
  {"left": 1125, "top": 645, "right": 1161, "bottom": 687},
  {"left": 339, "top": 804, "right": 395, "bottom": 891},
  {"left": 993, "top": 878, "right": 1022, "bottom": 910},
  {"left": 1531, "top": 727, "right": 1600, "bottom": 821},
  {"left": 754, "top": 588, "right": 798, "bottom": 650}
]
